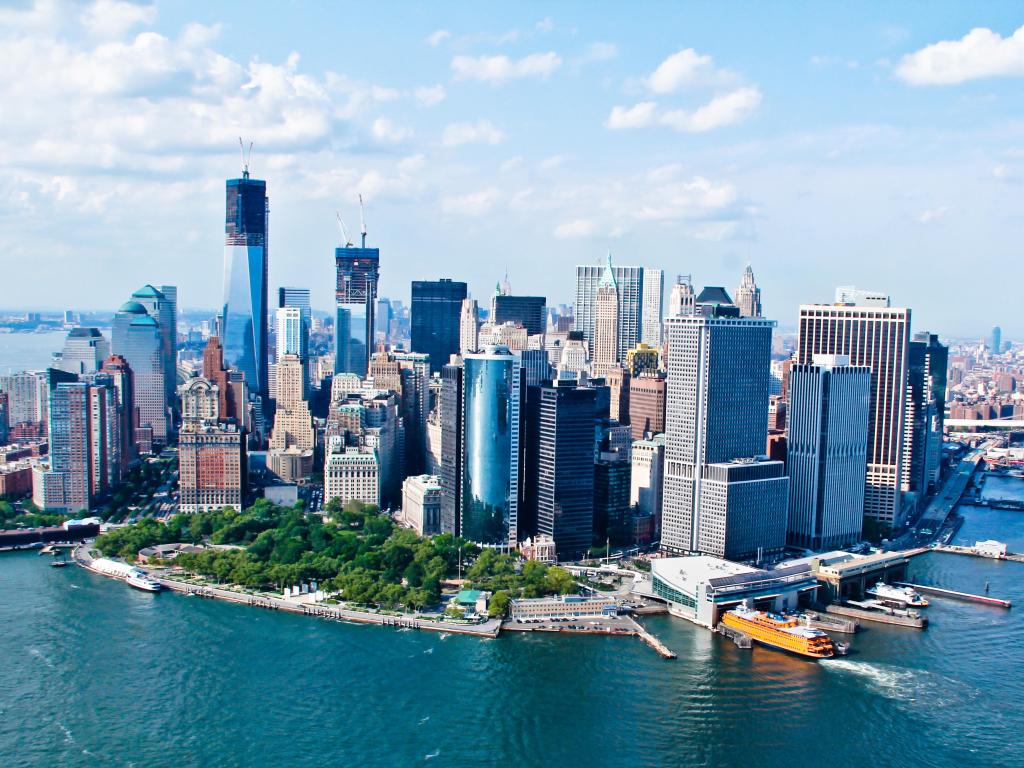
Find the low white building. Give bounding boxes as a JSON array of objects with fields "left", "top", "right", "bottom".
[
  {"left": 974, "top": 540, "right": 1007, "bottom": 559},
  {"left": 509, "top": 594, "right": 618, "bottom": 620}
]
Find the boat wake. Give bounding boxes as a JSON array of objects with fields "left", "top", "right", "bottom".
[
  {"left": 29, "top": 647, "right": 55, "bottom": 669},
  {"left": 820, "top": 659, "right": 917, "bottom": 700},
  {"left": 419, "top": 716, "right": 430, "bottom": 725},
  {"left": 438, "top": 633, "right": 450, "bottom": 640},
  {"left": 423, "top": 647, "right": 434, "bottom": 655},
  {"left": 58, "top": 722, "right": 74, "bottom": 744},
  {"left": 424, "top": 749, "right": 440, "bottom": 760}
]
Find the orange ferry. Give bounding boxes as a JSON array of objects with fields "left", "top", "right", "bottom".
[{"left": 722, "top": 605, "right": 835, "bottom": 659}]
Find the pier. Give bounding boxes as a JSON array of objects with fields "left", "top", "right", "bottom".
[
  {"left": 822, "top": 603, "right": 927, "bottom": 629},
  {"left": 896, "top": 582, "right": 1012, "bottom": 608},
  {"left": 716, "top": 622, "right": 752, "bottom": 649},
  {"left": 932, "top": 544, "right": 1024, "bottom": 563}
]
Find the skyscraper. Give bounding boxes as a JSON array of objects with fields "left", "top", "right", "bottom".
[
  {"left": 591, "top": 258, "right": 620, "bottom": 376},
  {"left": 335, "top": 235, "right": 379, "bottom": 377},
  {"left": 523, "top": 380, "right": 596, "bottom": 559},
  {"left": 440, "top": 360, "right": 464, "bottom": 534},
  {"left": 396, "top": 351, "right": 431, "bottom": 477},
  {"left": 222, "top": 169, "right": 269, "bottom": 401},
  {"left": 990, "top": 325, "right": 1002, "bottom": 355},
  {"left": 903, "top": 332, "right": 948, "bottom": 497},
  {"left": 275, "top": 307, "right": 308, "bottom": 361},
  {"left": 667, "top": 275, "right": 695, "bottom": 318},
  {"left": 100, "top": 354, "right": 136, "bottom": 475},
  {"left": 492, "top": 294, "right": 547, "bottom": 336},
  {"left": 787, "top": 354, "right": 870, "bottom": 550},
  {"left": 459, "top": 298, "right": 478, "bottom": 356},
  {"left": 661, "top": 306, "right": 787, "bottom": 560},
  {"left": 53, "top": 327, "right": 109, "bottom": 375},
  {"left": 735, "top": 265, "right": 762, "bottom": 318},
  {"left": 178, "top": 420, "right": 247, "bottom": 514},
  {"left": 641, "top": 268, "right": 664, "bottom": 347},
  {"left": 461, "top": 346, "right": 523, "bottom": 546},
  {"left": 411, "top": 279, "right": 467, "bottom": 375},
  {"left": 112, "top": 299, "right": 167, "bottom": 447},
  {"left": 574, "top": 257, "right": 643, "bottom": 362},
  {"left": 268, "top": 353, "right": 314, "bottom": 481},
  {"left": 798, "top": 298, "right": 911, "bottom": 529}
]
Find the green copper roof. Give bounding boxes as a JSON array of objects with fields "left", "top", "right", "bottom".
[
  {"left": 131, "top": 284, "right": 164, "bottom": 299},
  {"left": 598, "top": 252, "right": 617, "bottom": 289},
  {"left": 117, "top": 300, "right": 147, "bottom": 314}
]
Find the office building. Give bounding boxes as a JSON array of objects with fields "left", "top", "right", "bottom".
[
  {"left": 396, "top": 351, "right": 431, "bottom": 476},
  {"left": 461, "top": 346, "right": 523, "bottom": 546},
  {"left": 203, "top": 336, "right": 244, "bottom": 425},
  {"left": 625, "top": 343, "right": 660, "bottom": 377},
  {"left": 591, "top": 258, "right": 620, "bottom": 376},
  {"left": 335, "top": 226, "right": 380, "bottom": 376},
  {"left": 269, "top": 354, "right": 314, "bottom": 481},
  {"left": 99, "top": 355, "right": 135, "bottom": 476},
  {"left": 112, "top": 298, "right": 167, "bottom": 447},
  {"left": 178, "top": 420, "right": 246, "bottom": 513},
  {"left": 180, "top": 377, "right": 221, "bottom": 422},
  {"left": 662, "top": 307, "right": 787, "bottom": 560},
  {"left": 129, "top": 284, "right": 177, "bottom": 409},
  {"left": 493, "top": 294, "right": 547, "bottom": 336},
  {"left": 787, "top": 354, "right": 870, "bottom": 550},
  {"left": 0, "top": 372, "right": 47, "bottom": 428},
  {"left": 667, "top": 275, "right": 695, "bottom": 318},
  {"left": 834, "top": 285, "right": 890, "bottom": 307},
  {"left": 594, "top": 452, "right": 631, "bottom": 544},
  {"left": 411, "top": 279, "right": 467, "bottom": 374},
  {"left": 523, "top": 380, "right": 596, "bottom": 559},
  {"left": 574, "top": 257, "right": 643, "bottom": 362},
  {"left": 325, "top": 446, "right": 380, "bottom": 507},
  {"left": 798, "top": 298, "right": 910, "bottom": 528},
  {"left": 223, "top": 169, "right": 269, "bottom": 400},
  {"left": 631, "top": 433, "right": 665, "bottom": 531},
  {"left": 460, "top": 298, "right": 479, "bottom": 355},
  {"left": 53, "top": 327, "right": 109, "bottom": 375},
  {"left": 641, "top": 268, "right": 664, "bottom": 348},
  {"left": 275, "top": 306, "right": 309, "bottom": 362},
  {"left": 735, "top": 265, "right": 762, "bottom": 318},
  {"left": 628, "top": 374, "right": 666, "bottom": 441},
  {"left": 904, "top": 332, "right": 948, "bottom": 496},
  {"left": 990, "top": 325, "right": 1002, "bottom": 355},
  {"left": 0, "top": 392, "right": 7, "bottom": 445},
  {"left": 520, "top": 348, "right": 552, "bottom": 388},
  {"left": 402, "top": 474, "right": 442, "bottom": 536},
  {"left": 278, "top": 287, "right": 311, "bottom": 322},
  {"left": 440, "top": 360, "right": 464, "bottom": 535}
]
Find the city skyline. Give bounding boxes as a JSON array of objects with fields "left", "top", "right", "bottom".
[{"left": 2, "top": 3, "right": 1024, "bottom": 336}]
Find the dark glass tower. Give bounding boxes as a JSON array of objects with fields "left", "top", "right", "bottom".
[
  {"left": 222, "top": 172, "right": 269, "bottom": 402},
  {"left": 335, "top": 246, "right": 379, "bottom": 376},
  {"left": 411, "top": 279, "right": 467, "bottom": 374},
  {"left": 493, "top": 295, "right": 547, "bottom": 335}
]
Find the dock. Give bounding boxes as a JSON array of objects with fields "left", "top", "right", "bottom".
[
  {"left": 822, "top": 603, "right": 927, "bottom": 629},
  {"left": 802, "top": 611, "right": 858, "bottom": 634},
  {"left": 633, "top": 621, "right": 677, "bottom": 658},
  {"left": 716, "top": 622, "right": 753, "bottom": 649},
  {"left": 932, "top": 544, "right": 1024, "bottom": 564},
  {"left": 896, "top": 582, "right": 1012, "bottom": 608}
]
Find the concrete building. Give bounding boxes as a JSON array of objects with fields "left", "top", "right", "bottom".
[
  {"left": 641, "top": 268, "right": 664, "bottom": 348},
  {"left": 734, "top": 265, "right": 762, "bottom": 318},
  {"left": 178, "top": 420, "right": 247, "bottom": 513},
  {"left": 787, "top": 354, "right": 870, "bottom": 550},
  {"left": 625, "top": 343, "right": 660, "bottom": 377},
  {"left": 627, "top": 375, "right": 666, "bottom": 441},
  {"left": 459, "top": 297, "right": 478, "bottom": 355},
  {"left": 647, "top": 556, "right": 816, "bottom": 628},
  {"left": 268, "top": 354, "right": 314, "bottom": 481},
  {"left": 591, "top": 257, "right": 620, "bottom": 377},
  {"left": 667, "top": 275, "right": 695, "bottom": 318},
  {"left": 574, "top": 258, "right": 643, "bottom": 362},
  {"left": 630, "top": 433, "right": 665, "bottom": 531},
  {"left": 440, "top": 360, "right": 464, "bottom": 535},
  {"left": 903, "top": 332, "right": 948, "bottom": 497},
  {"left": 325, "top": 446, "right": 380, "bottom": 508},
  {"left": 402, "top": 474, "right": 442, "bottom": 536},
  {"left": 661, "top": 307, "right": 787, "bottom": 561},
  {"left": 180, "top": 377, "right": 220, "bottom": 422},
  {"left": 53, "top": 327, "right": 109, "bottom": 375},
  {"left": 798, "top": 298, "right": 911, "bottom": 529}
]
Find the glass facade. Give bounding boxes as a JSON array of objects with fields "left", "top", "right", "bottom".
[
  {"left": 461, "top": 348, "right": 521, "bottom": 546},
  {"left": 222, "top": 176, "right": 269, "bottom": 401},
  {"left": 112, "top": 303, "right": 166, "bottom": 444},
  {"left": 411, "top": 279, "right": 467, "bottom": 374},
  {"left": 335, "top": 247, "right": 379, "bottom": 377},
  {"left": 335, "top": 302, "right": 369, "bottom": 376}
]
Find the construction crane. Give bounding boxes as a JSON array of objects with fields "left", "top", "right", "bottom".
[
  {"left": 336, "top": 211, "right": 354, "bottom": 248},
  {"left": 358, "top": 193, "right": 367, "bottom": 248},
  {"left": 238, "top": 137, "right": 253, "bottom": 178}
]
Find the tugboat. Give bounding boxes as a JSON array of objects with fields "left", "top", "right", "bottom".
[
  {"left": 866, "top": 581, "right": 929, "bottom": 607},
  {"left": 722, "top": 603, "right": 836, "bottom": 659}
]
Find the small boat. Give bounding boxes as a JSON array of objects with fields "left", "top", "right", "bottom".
[
  {"left": 866, "top": 581, "right": 929, "bottom": 607},
  {"left": 126, "top": 569, "right": 162, "bottom": 592},
  {"left": 50, "top": 559, "right": 69, "bottom": 568}
]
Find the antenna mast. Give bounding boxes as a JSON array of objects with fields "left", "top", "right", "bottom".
[
  {"left": 238, "top": 137, "right": 253, "bottom": 178},
  {"left": 359, "top": 193, "right": 367, "bottom": 248},
  {"left": 336, "top": 212, "right": 353, "bottom": 248}
]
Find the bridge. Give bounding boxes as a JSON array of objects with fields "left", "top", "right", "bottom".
[{"left": 946, "top": 419, "right": 1024, "bottom": 430}]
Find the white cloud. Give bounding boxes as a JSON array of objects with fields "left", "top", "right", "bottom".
[
  {"left": 646, "top": 48, "right": 720, "bottom": 92},
  {"left": 371, "top": 118, "right": 413, "bottom": 143},
  {"left": 607, "top": 87, "right": 761, "bottom": 132},
  {"left": 536, "top": 17, "right": 555, "bottom": 34},
  {"left": 539, "top": 154, "right": 566, "bottom": 170},
  {"left": 896, "top": 25, "right": 1024, "bottom": 85},
  {"left": 426, "top": 29, "right": 450, "bottom": 47},
  {"left": 441, "top": 187, "right": 501, "bottom": 216},
  {"left": 583, "top": 41, "right": 618, "bottom": 62},
  {"left": 441, "top": 119, "right": 506, "bottom": 147},
  {"left": 917, "top": 205, "right": 950, "bottom": 224},
  {"left": 414, "top": 84, "right": 446, "bottom": 107},
  {"left": 81, "top": 0, "right": 156, "bottom": 39},
  {"left": 554, "top": 218, "right": 597, "bottom": 238},
  {"left": 451, "top": 52, "right": 562, "bottom": 84}
]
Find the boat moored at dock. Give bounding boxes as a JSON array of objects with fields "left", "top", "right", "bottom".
[
  {"left": 721, "top": 604, "right": 835, "bottom": 659},
  {"left": 866, "top": 581, "right": 929, "bottom": 607}
]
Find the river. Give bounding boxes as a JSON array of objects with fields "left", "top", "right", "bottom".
[
  {"left": 0, "top": 330, "right": 75, "bottom": 374},
  {"left": 1, "top": 501, "right": 1023, "bottom": 767}
]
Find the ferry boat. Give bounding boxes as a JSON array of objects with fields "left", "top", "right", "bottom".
[
  {"left": 722, "top": 605, "right": 835, "bottom": 659},
  {"left": 126, "top": 569, "right": 162, "bottom": 592},
  {"left": 866, "top": 581, "right": 928, "bottom": 607}
]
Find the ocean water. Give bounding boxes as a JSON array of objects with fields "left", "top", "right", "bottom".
[{"left": 1, "top": 505, "right": 1023, "bottom": 767}]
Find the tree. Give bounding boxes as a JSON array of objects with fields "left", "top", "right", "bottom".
[{"left": 488, "top": 590, "right": 511, "bottom": 618}]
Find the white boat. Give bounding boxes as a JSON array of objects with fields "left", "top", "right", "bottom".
[
  {"left": 866, "top": 581, "right": 928, "bottom": 607},
  {"left": 126, "top": 569, "right": 162, "bottom": 592}
]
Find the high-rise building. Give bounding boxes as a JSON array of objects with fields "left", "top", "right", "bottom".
[
  {"left": 641, "top": 268, "right": 664, "bottom": 348},
  {"left": 522, "top": 380, "right": 596, "bottom": 559},
  {"left": 268, "top": 354, "right": 314, "bottom": 481},
  {"left": 0, "top": 392, "right": 8, "bottom": 445},
  {"left": 990, "top": 325, "right": 1002, "bottom": 355},
  {"left": 275, "top": 307, "right": 308, "bottom": 362},
  {"left": 440, "top": 360, "right": 464, "bottom": 535},
  {"left": 904, "top": 332, "right": 949, "bottom": 497},
  {"left": 278, "top": 287, "right": 311, "bottom": 321},
  {"left": 735, "top": 265, "right": 762, "bottom": 318},
  {"left": 402, "top": 474, "right": 442, "bottom": 536},
  {"left": 396, "top": 351, "right": 431, "bottom": 477},
  {"left": 0, "top": 372, "right": 47, "bottom": 428},
  {"left": 798, "top": 298, "right": 911, "bottom": 528},
  {"left": 625, "top": 343, "right": 660, "bottom": 377},
  {"left": 223, "top": 170, "right": 269, "bottom": 400},
  {"left": 411, "top": 279, "right": 467, "bottom": 375},
  {"left": 628, "top": 375, "right": 666, "bottom": 440},
  {"left": 99, "top": 355, "right": 135, "bottom": 475},
  {"left": 459, "top": 298, "right": 478, "bottom": 355},
  {"left": 325, "top": 446, "right": 380, "bottom": 507},
  {"left": 493, "top": 295, "right": 547, "bottom": 336},
  {"left": 574, "top": 258, "right": 643, "bottom": 362},
  {"left": 667, "top": 275, "right": 695, "bottom": 318},
  {"left": 53, "top": 327, "right": 109, "bottom": 375},
  {"left": 335, "top": 233, "right": 380, "bottom": 376},
  {"left": 180, "top": 377, "right": 221, "bottom": 422},
  {"left": 787, "top": 354, "right": 870, "bottom": 550},
  {"left": 591, "top": 258, "right": 620, "bottom": 377},
  {"left": 112, "top": 299, "right": 167, "bottom": 447},
  {"left": 178, "top": 420, "right": 246, "bottom": 513},
  {"left": 461, "top": 346, "right": 523, "bottom": 546},
  {"left": 630, "top": 433, "right": 665, "bottom": 532},
  {"left": 661, "top": 308, "right": 788, "bottom": 560},
  {"left": 202, "top": 336, "right": 242, "bottom": 425}
]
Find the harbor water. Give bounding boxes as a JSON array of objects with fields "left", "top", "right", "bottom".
[{"left": 2, "top": 498, "right": 1023, "bottom": 768}]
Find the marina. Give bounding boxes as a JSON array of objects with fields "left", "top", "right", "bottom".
[{"left": 895, "top": 582, "right": 1012, "bottom": 609}]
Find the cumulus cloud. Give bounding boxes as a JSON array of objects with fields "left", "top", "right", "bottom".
[
  {"left": 554, "top": 218, "right": 597, "bottom": 238},
  {"left": 917, "top": 205, "right": 951, "bottom": 224},
  {"left": 646, "top": 48, "right": 725, "bottom": 92},
  {"left": 441, "top": 187, "right": 501, "bottom": 216},
  {"left": 414, "top": 84, "right": 446, "bottom": 107},
  {"left": 896, "top": 25, "right": 1024, "bottom": 85},
  {"left": 451, "top": 52, "right": 562, "bottom": 84},
  {"left": 607, "top": 87, "right": 761, "bottom": 132},
  {"left": 426, "top": 29, "right": 450, "bottom": 47},
  {"left": 441, "top": 119, "right": 506, "bottom": 147},
  {"left": 81, "top": 0, "right": 157, "bottom": 39},
  {"left": 371, "top": 118, "right": 413, "bottom": 143}
]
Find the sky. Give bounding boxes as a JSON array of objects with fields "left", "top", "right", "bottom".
[{"left": 1, "top": 1, "right": 1023, "bottom": 337}]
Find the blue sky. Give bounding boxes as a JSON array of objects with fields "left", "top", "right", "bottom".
[{"left": 2, "top": 1, "right": 1023, "bottom": 336}]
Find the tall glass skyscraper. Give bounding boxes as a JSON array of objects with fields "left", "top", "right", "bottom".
[
  {"left": 461, "top": 346, "right": 523, "bottom": 546},
  {"left": 112, "top": 301, "right": 166, "bottom": 447},
  {"left": 335, "top": 245, "right": 379, "bottom": 376},
  {"left": 222, "top": 172, "right": 269, "bottom": 401},
  {"left": 411, "top": 279, "right": 467, "bottom": 374}
]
